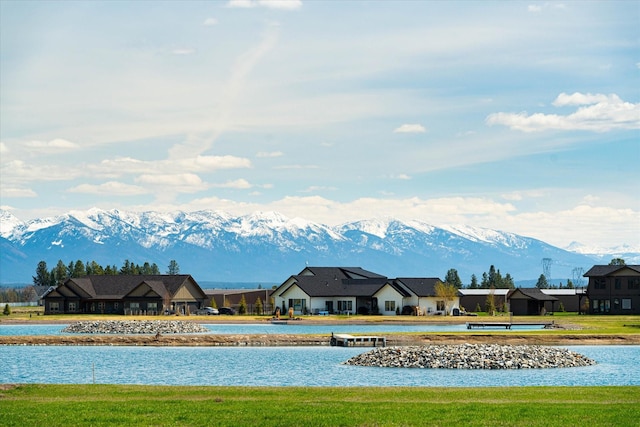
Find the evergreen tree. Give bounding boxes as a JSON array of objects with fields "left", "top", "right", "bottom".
[
  {"left": 609, "top": 258, "right": 625, "bottom": 266},
  {"left": 120, "top": 260, "right": 133, "bottom": 275},
  {"left": 72, "top": 260, "right": 86, "bottom": 277},
  {"left": 480, "top": 272, "right": 489, "bottom": 288},
  {"left": 238, "top": 294, "right": 247, "bottom": 315},
  {"left": 444, "top": 268, "right": 463, "bottom": 288},
  {"left": 566, "top": 279, "right": 574, "bottom": 289},
  {"left": 536, "top": 274, "right": 549, "bottom": 289},
  {"left": 150, "top": 263, "right": 160, "bottom": 274},
  {"left": 469, "top": 274, "right": 479, "bottom": 289},
  {"left": 167, "top": 260, "right": 180, "bottom": 275},
  {"left": 33, "top": 261, "right": 50, "bottom": 286},
  {"left": 503, "top": 273, "right": 515, "bottom": 289},
  {"left": 53, "top": 260, "right": 68, "bottom": 284},
  {"left": 3, "top": 303, "right": 10, "bottom": 316}
]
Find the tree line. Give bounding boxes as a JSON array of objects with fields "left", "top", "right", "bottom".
[
  {"left": 32, "top": 259, "right": 181, "bottom": 287},
  {"left": 443, "top": 265, "right": 515, "bottom": 289}
]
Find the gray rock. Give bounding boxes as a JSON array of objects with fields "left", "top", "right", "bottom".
[
  {"left": 62, "top": 320, "right": 209, "bottom": 335},
  {"left": 343, "top": 343, "right": 596, "bottom": 369}
]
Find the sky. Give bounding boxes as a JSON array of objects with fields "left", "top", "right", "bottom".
[{"left": 1, "top": 0, "right": 639, "bottom": 251}]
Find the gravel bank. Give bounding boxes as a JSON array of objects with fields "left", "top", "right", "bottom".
[
  {"left": 61, "top": 320, "right": 209, "bottom": 334},
  {"left": 343, "top": 343, "right": 596, "bottom": 369}
]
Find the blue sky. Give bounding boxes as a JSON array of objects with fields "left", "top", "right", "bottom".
[{"left": 1, "top": 0, "right": 638, "bottom": 250}]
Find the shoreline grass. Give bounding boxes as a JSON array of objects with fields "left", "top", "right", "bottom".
[{"left": 1, "top": 384, "right": 638, "bottom": 426}]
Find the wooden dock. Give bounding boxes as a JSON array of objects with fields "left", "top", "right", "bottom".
[
  {"left": 466, "top": 322, "right": 553, "bottom": 330},
  {"left": 330, "top": 333, "right": 386, "bottom": 347}
]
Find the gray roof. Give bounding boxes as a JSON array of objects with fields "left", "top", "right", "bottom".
[
  {"left": 584, "top": 265, "right": 640, "bottom": 277},
  {"left": 508, "top": 288, "right": 558, "bottom": 301},
  {"left": 63, "top": 275, "right": 203, "bottom": 300},
  {"left": 278, "top": 266, "right": 411, "bottom": 298},
  {"left": 394, "top": 278, "right": 446, "bottom": 297}
]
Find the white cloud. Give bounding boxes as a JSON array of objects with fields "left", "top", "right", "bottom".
[
  {"left": 393, "top": 124, "right": 427, "bottom": 133},
  {"left": 25, "top": 138, "right": 79, "bottom": 151},
  {"left": 203, "top": 17, "right": 218, "bottom": 26},
  {"left": 256, "top": 151, "right": 284, "bottom": 158},
  {"left": 0, "top": 143, "right": 8, "bottom": 154},
  {"left": 527, "top": 5, "right": 542, "bottom": 13},
  {"left": 227, "top": 0, "right": 302, "bottom": 9},
  {"left": 552, "top": 92, "right": 617, "bottom": 107},
  {"left": 486, "top": 92, "right": 640, "bottom": 132},
  {"left": 392, "top": 174, "right": 411, "bottom": 180},
  {"left": 211, "top": 179, "right": 253, "bottom": 189},
  {"left": 0, "top": 187, "right": 37, "bottom": 198},
  {"left": 67, "top": 181, "right": 147, "bottom": 196},
  {"left": 136, "top": 173, "right": 204, "bottom": 188}
]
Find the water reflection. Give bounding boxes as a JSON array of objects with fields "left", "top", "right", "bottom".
[{"left": 1, "top": 345, "right": 638, "bottom": 387}]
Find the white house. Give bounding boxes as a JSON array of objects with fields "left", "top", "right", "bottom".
[{"left": 272, "top": 267, "right": 460, "bottom": 316}]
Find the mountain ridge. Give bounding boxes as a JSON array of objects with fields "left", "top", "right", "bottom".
[{"left": 1, "top": 208, "right": 636, "bottom": 285}]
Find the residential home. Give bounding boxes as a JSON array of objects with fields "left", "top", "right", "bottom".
[
  {"left": 458, "top": 289, "right": 509, "bottom": 314},
  {"left": 272, "top": 267, "right": 460, "bottom": 316},
  {"left": 507, "top": 288, "right": 558, "bottom": 315},
  {"left": 584, "top": 265, "right": 640, "bottom": 314},
  {"left": 43, "top": 275, "right": 207, "bottom": 315}
]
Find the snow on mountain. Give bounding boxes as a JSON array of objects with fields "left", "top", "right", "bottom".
[{"left": 1, "top": 207, "right": 636, "bottom": 284}]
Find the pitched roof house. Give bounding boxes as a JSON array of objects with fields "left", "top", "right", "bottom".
[
  {"left": 507, "top": 288, "right": 559, "bottom": 315},
  {"left": 584, "top": 265, "right": 640, "bottom": 314},
  {"left": 272, "top": 267, "right": 459, "bottom": 316},
  {"left": 43, "top": 275, "right": 207, "bottom": 315}
]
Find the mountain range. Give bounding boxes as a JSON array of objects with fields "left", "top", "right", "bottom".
[{"left": 1, "top": 208, "right": 637, "bottom": 286}]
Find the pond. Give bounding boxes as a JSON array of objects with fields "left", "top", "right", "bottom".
[
  {"left": 0, "top": 322, "right": 546, "bottom": 336},
  {"left": 1, "top": 345, "right": 638, "bottom": 387}
]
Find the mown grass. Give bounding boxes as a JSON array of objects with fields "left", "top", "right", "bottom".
[{"left": 1, "top": 384, "right": 638, "bottom": 426}]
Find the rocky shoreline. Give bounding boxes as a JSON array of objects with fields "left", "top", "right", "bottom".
[
  {"left": 344, "top": 344, "right": 596, "bottom": 369},
  {"left": 61, "top": 320, "right": 209, "bottom": 334}
]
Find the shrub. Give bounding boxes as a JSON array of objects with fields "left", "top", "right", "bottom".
[{"left": 3, "top": 303, "right": 10, "bottom": 316}]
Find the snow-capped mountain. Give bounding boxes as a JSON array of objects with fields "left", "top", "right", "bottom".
[{"left": 0, "top": 208, "right": 630, "bottom": 285}]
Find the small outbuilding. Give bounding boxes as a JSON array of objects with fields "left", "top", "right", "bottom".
[{"left": 507, "top": 288, "right": 558, "bottom": 315}]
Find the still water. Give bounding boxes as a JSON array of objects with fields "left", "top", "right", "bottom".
[
  {"left": 1, "top": 345, "right": 638, "bottom": 387},
  {"left": 0, "top": 322, "right": 546, "bottom": 336}
]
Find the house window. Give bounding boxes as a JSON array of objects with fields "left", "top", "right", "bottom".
[
  {"left": 384, "top": 301, "right": 395, "bottom": 312},
  {"left": 596, "top": 299, "right": 610, "bottom": 313},
  {"left": 622, "top": 299, "right": 632, "bottom": 310},
  {"left": 437, "top": 301, "right": 445, "bottom": 311},
  {"left": 148, "top": 302, "right": 157, "bottom": 311},
  {"left": 337, "top": 300, "right": 352, "bottom": 312},
  {"left": 615, "top": 279, "right": 622, "bottom": 290},
  {"left": 114, "top": 303, "right": 119, "bottom": 310},
  {"left": 68, "top": 302, "right": 76, "bottom": 312},
  {"left": 49, "top": 302, "right": 59, "bottom": 313},
  {"left": 129, "top": 302, "right": 139, "bottom": 309},
  {"left": 98, "top": 302, "right": 105, "bottom": 312},
  {"left": 628, "top": 278, "right": 640, "bottom": 290},
  {"left": 288, "top": 299, "right": 306, "bottom": 312},
  {"left": 594, "top": 278, "right": 606, "bottom": 290}
]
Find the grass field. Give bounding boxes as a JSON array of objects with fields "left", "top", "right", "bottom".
[{"left": 1, "top": 384, "right": 639, "bottom": 426}]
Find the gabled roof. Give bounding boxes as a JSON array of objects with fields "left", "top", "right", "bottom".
[
  {"left": 507, "top": 288, "right": 558, "bottom": 301},
  {"left": 298, "top": 266, "right": 387, "bottom": 280},
  {"left": 584, "top": 265, "right": 640, "bottom": 277},
  {"left": 62, "top": 275, "right": 199, "bottom": 300},
  {"left": 277, "top": 266, "right": 403, "bottom": 298},
  {"left": 394, "top": 277, "right": 446, "bottom": 297}
]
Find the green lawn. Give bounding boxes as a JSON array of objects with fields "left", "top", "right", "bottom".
[{"left": 1, "top": 385, "right": 638, "bottom": 426}]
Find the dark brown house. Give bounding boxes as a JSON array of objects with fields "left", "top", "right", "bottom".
[
  {"left": 43, "top": 275, "right": 207, "bottom": 315},
  {"left": 507, "top": 288, "right": 558, "bottom": 316},
  {"left": 584, "top": 265, "right": 640, "bottom": 314}
]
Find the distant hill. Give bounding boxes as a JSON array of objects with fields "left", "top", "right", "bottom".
[{"left": 1, "top": 208, "right": 633, "bottom": 285}]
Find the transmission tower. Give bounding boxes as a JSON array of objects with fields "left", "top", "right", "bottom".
[
  {"left": 542, "top": 258, "right": 552, "bottom": 279},
  {"left": 572, "top": 267, "right": 584, "bottom": 287}
]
